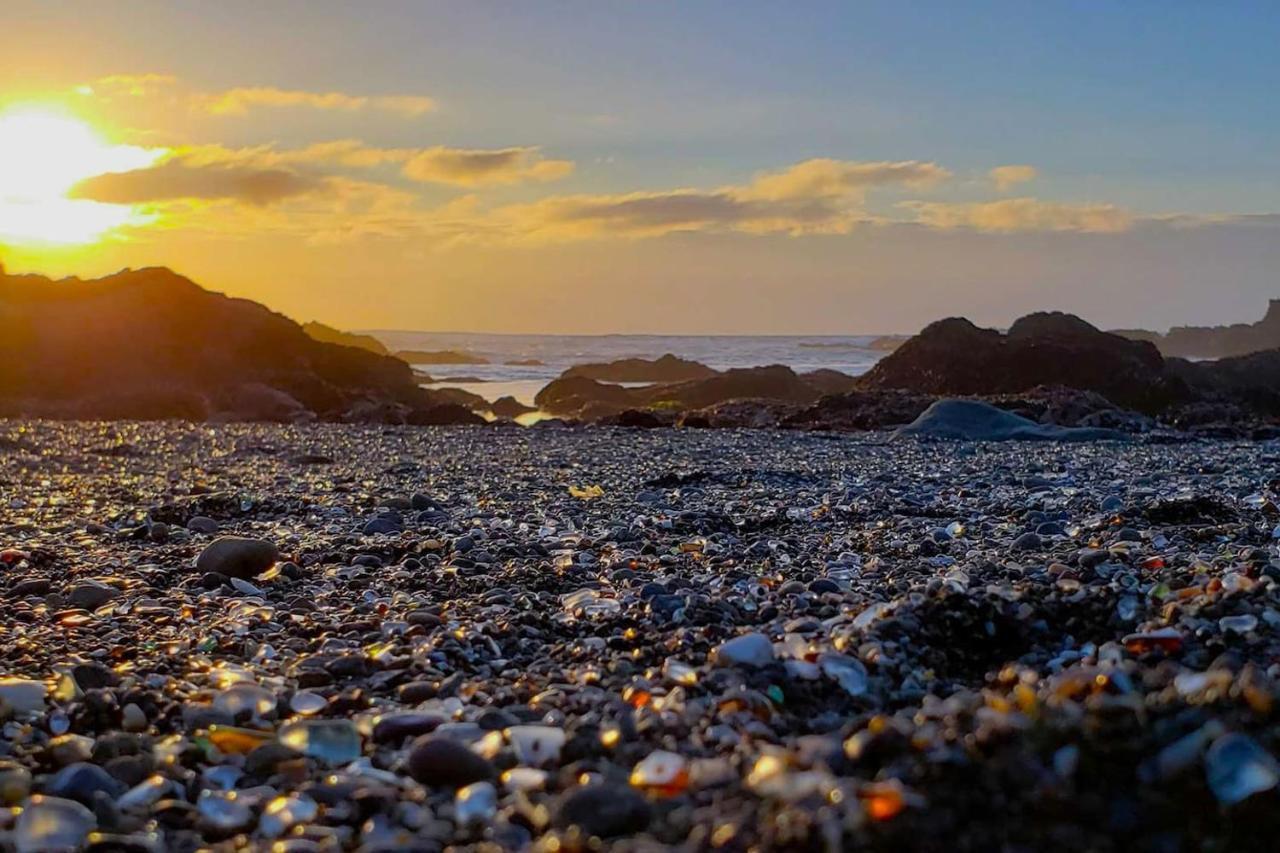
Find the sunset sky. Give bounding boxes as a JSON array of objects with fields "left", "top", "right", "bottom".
[{"left": 2, "top": 1, "right": 1279, "bottom": 333}]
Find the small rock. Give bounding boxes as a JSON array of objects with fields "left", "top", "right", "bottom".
[
  {"left": 712, "top": 633, "right": 775, "bottom": 668},
  {"left": 406, "top": 736, "right": 495, "bottom": 788},
  {"left": 556, "top": 784, "right": 652, "bottom": 837},
  {"left": 195, "top": 537, "right": 279, "bottom": 580}
]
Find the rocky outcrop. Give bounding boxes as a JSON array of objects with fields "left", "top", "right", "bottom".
[
  {"left": 797, "top": 369, "right": 860, "bottom": 396},
  {"left": 781, "top": 390, "right": 934, "bottom": 431},
  {"left": 535, "top": 365, "right": 837, "bottom": 418},
  {"left": 534, "top": 377, "right": 640, "bottom": 416},
  {"left": 0, "top": 266, "right": 480, "bottom": 424},
  {"left": 489, "top": 396, "right": 537, "bottom": 419},
  {"left": 645, "top": 365, "right": 825, "bottom": 410},
  {"left": 1113, "top": 300, "right": 1280, "bottom": 359},
  {"left": 858, "top": 312, "right": 1192, "bottom": 415},
  {"left": 562, "top": 354, "right": 717, "bottom": 383},
  {"left": 301, "top": 322, "right": 389, "bottom": 356}
]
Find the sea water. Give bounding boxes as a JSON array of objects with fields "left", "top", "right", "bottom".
[{"left": 366, "top": 331, "right": 894, "bottom": 407}]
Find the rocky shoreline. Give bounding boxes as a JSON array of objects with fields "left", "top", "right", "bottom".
[
  {"left": 6, "top": 266, "right": 1280, "bottom": 441},
  {"left": 3, "top": 420, "right": 1280, "bottom": 849}
]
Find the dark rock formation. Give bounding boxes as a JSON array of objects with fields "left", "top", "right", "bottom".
[
  {"left": 644, "top": 365, "right": 824, "bottom": 411},
  {"left": 538, "top": 365, "right": 861, "bottom": 420},
  {"left": 489, "top": 396, "right": 537, "bottom": 419},
  {"left": 858, "top": 312, "right": 1191, "bottom": 415},
  {"left": 561, "top": 353, "right": 717, "bottom": 383},
  {"left": 797, "top": 368, "right": 860, "bottom": 396},
  {"left": 677, "top": 400, "right": 803, "bottom": 430},
  {"left": 599, "top": 409, "right": 672, "bottom": 428},
  {"left": 781, "top": 389, "right": 934, "bottom": 431},
  {"left": 394, "top": 350, "right": 489, "bottom": 365},
  {"left": 534, "top": 377, "right": 640, "bottom": 416},
  {"left": 301, "top": 322, "right": 389, "bottom": 356},
  {"left": 0, "top": 266, "right": 481, "bottom": 424},
  {"left": 988, "top": 386, "right": 1154, "bottom": 433},
  {"left": 1113, "top": 300, "right": 1280, "bottom": 359}
]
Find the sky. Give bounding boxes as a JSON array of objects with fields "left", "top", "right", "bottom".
[{"left": 1, "top": 1, "right": 1279, "bottom": 334}]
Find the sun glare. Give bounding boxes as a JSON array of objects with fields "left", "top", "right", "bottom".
[{"left": 0, "top": 107, "right": 162, "bottom": 246}]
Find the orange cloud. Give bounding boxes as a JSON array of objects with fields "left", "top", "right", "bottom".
[
  {"left": 905, "top": 198, "right": 1133, "bottom": 233},
  {"left": 746, "top": 158, "right": 950, "bottom": 201},
  {"left": 400, "top": 146, "right": 574, "bottom": 186},
  {"left": 988, "top": 165, "right": 1038, "bottom": 192},
  {"left": 71, "top": 161, "right": 323, "bottom": 206},
  {"left": 79, "top": 75, "right": 435, "bottom": 118},
  {"left": 198, "top": 87, "right": 435, "bottom": 117},
  {"left": 475, "top": 158, "right": 945, "bottom": 242},
  {"left": 172, "top": 141, "right": 574, "bottom": 187}
]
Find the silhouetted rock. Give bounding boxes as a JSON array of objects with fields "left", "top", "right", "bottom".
[
  {"left": 395, "top": 349, "right": 489, "bottom": 365},
  {"left": 599, "top": 408, "right": 672, "bottom": 428},
  {"left": 1114, "top": 300, "right": 1280, "bottom": 359},
  {"left": 0, "top": 266, "right": 478, "bottom": 423},
  {"left": 677, "top": 400, "right": 802, "bottom": 429},
  {"left": 535, "top": 377, "right": 640, "bottom": 416},
  {"left": 797, "top": 368, "right": 860, "bottom": 396},
  {"left": 301, "top": 322, "right": 389, "bottom": 356},
  {"left": 644, "top": 365, "right": 825, "bottom": 410},
  {"left": 489, "top": 396, "right": 537, "bottom": 419},
  {"left": 562, "top": 353, "right": 717, "bottom": 382},
  {"left": 538, "top": 365, "right": 846, "bottom": 419},
  {"left": 895, "top": 399, "right": 1127, "bottom": 441},
  {"left": 859, "top": 312, "right": 1191, "bottom": 414}
]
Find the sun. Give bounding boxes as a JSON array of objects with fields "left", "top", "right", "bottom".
[{"left": 0, "top": 107, "right": 163, "bottom": 246}]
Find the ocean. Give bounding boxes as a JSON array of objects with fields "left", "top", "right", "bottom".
[{"left": 366, "top": 331, "right": 894, "bottom": 406}]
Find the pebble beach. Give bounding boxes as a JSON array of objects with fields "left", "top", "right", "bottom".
[{"left": 3, "top": 420, "right": 1280, "bottom": 851}]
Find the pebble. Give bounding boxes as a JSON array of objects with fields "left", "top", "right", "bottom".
[
  {"left": 3, "top": 420, "right": 1280, "bottom": 849},
  {"left": 194, "top": 536, "right": 279, "bottom": 579},
  {"left": 556, "top": 784, "right": 652, "bottom": 837},
  {"left": 406, "top": 736, "right": 495, "bottom": 788},
  {"left": 13, "top": 796, "right": 96, "bottom": 853},
  {"left": 0, "top": 678, "right": 47, "bottom": 714},
  {"left": 712, "top": 632, "right": 775, "bottom": 667}
]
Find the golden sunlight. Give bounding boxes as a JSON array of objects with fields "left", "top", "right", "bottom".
[{"left": 0, "top": 106, "right": 162, "bottom": 246}]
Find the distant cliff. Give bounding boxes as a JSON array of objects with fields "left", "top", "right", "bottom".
[{"left": 1112, "top": 300, "right": 1280, "bottom": 358}]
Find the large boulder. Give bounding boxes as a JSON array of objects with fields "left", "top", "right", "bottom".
[
  {"left": 561, "top": 353, "right": 717, "bottom": 383},
  {"left": 489, "top": 396, "right": 537, "bottom": 419},
  {"left": 859, "top": 312, "right": 1191, "bottom": 415},
  {"left": 536, "top": 365, "right": 842, "bottom": 419},
  {"left": 641, "top": 365, "right": 825, "bottom": 411},
  {"left": 1171, "top": 351, "right": 1280, "bottom": 416},
  {"left": 0, "top": 266, "right": 468, "bottom": 422},
  {"left": 534, "top": 377, "right": 640, "bottom": 416}
]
